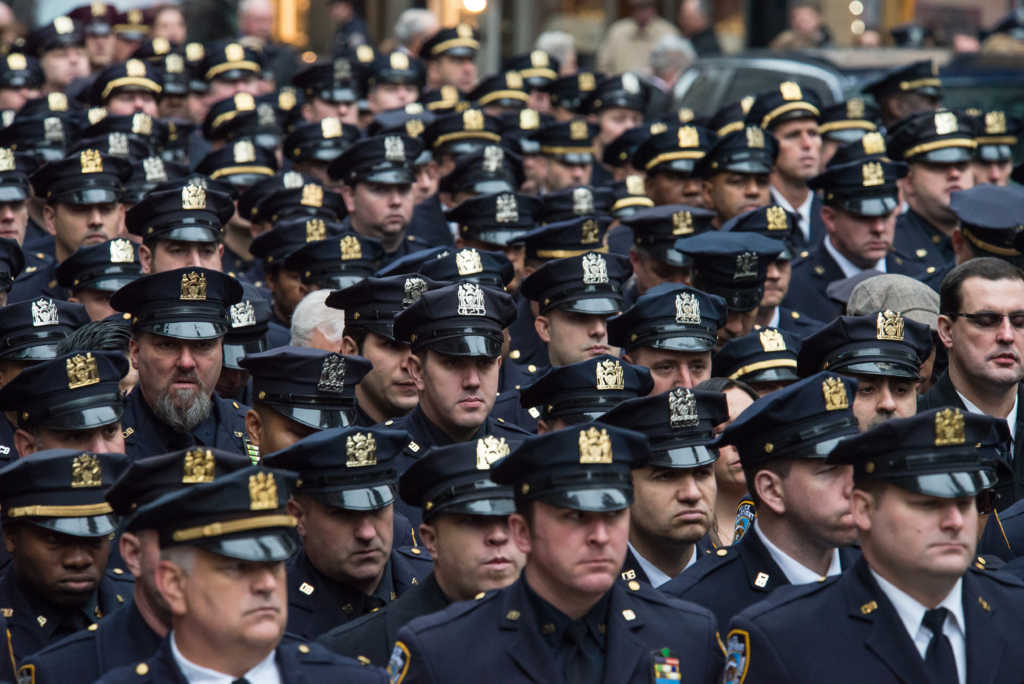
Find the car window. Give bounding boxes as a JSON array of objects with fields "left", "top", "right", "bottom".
[
  {"left": 726, "top": 68, "right": 837, "bottom": 108},
  {"left": 676, "top": 63, "right": 732, "bottom": 116}
]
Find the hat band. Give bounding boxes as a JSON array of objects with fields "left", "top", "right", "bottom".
[
  {"left": 534, "top": 246, "right": 608, "bottom": 259},
  {"left": 818, "top": 120, "right": 876, "bottom": 134},
  {"left": 644, "top": 150, "right": 705, "bottom": 171},
  {"left": 430, "top": 37, "right": 479, "bottom": 56},
  {"left": 761, "top": 102, "right": 820, "bottom": 129},
  {"left": 899, "top": 77, "right": 941, "bottom": 91},
  {"left": 961, "top": 226, "right": 1020, "bottom": 257},
  {"left": 172, "top": 513, "right": 296, "bottom": 542},
  {"left": 210, "top": 165, "right": 275, "bottom": 179},
  {"left": 716, "top": 121, "right": 744, "bottom": 137},
  {"left": 433, "top": 130, "right": 500, "bottom": 149},
  {"left": 540, "top": 145, "right": 595, "bottom": 156},
  {"left": 101, "top": 76, "right": 162, "bottom": 100},
  {"left": 612, "top": 197, "right": 654, "bottom": 211},
  {"left": 206, "top": 60, "right": 261, "bottom": 81},
  {"left": 976, "top": 135, "right": 1018, "bottom": 146},
  {"left": 904, "top": 138, "right": 977, "bottom": 160},
  {"left": 728, "top": 358, "right": 796, "bottom": 380},
  {"left": 519, "top": 67, "right": 557, "bottom": 81},
  {"left": 7, "top": 502, "right": 112, "bottom": 518},
  {"left": 477, "top": 90, "right": 529, "bottom": 106}
]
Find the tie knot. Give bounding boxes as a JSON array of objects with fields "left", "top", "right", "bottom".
[
  {"left": 564, "top": 620, "right": 588, "bottom": 646},
  {"left": 922, "top": 607, "right": 949, "bottom": 634}
]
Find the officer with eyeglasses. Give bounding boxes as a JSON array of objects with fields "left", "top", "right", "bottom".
[{"left": 920, "top": 257, "right": 1024, "bottom": 509}]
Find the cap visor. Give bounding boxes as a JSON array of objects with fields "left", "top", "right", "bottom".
[
  {"left": 540, "top": 486, "right": 631, "bottom": 512},
  {"left": 57, "top": 188, "right": 122, "bottom": 205},
  {"left": 836, "top": 195, "right": 899, "bottom": 218},
  {"left": 151, "top": 226, "right": 221, "bottom": 243},
  {"left": 29, "top": 514, "right": 117, "bottom": 538},
  {"left": 36, "top": 403, "right": 123, "bottom": 431},
  {"left": 648, "top": 444, "right": 718, "bottom": 468},
  {"left": 638, "top": 332, "right": 716, "bottom": 353},
  {"left": 198, "top": 528, "right": 299, "bottom": 562},
  {"left": 80, "top": 275, "right": 140, "bottom": 293},
  {"left": 427, "top": 498, "right": 516, "bottom": 519},
  {"left": 739, "top": 366, "right": 800, "bottom": 383},
  {"left": 978, "top": 145, "right": 1013, "bottom": 163},
  {"left": 421, "top": 334, "right": 502, "bottom": 357},
  {"left": 472, "top": 228, "right": 530, "bottom": 246},
  {"left": 888, "top": 469, "right": 996, "bottom": 499},
  {"left": 312, "top": 484, "right": 395, "bottom": 511},
  {"left": 223, "top": 338, "right": 268, "bottom": 369},
  {"left": 834, "top": 359, "right": 921, "bottom": 379},
  {"left": 915, "top": 147, "right": 974, "bottom": 164},
  {"left": 4, "top": 343, "right": 61, "bottom": 361},
  {"left": 362, "top": 169, "right": 415, "bottom": 185},
  {"left": 555, "top": 296, "right": 622, "bottom": 316},
  {"left": 0, "top": 186, "right": 28, "bottom": 202},
  {"left": 718, "top": 161, "right": 773, "bottom": 175},
  {"left": 143, "top": 320, "right": 227, "bottom": 340},
  {"left": 823, "top": 128, "right": 870, "bottom": 144},
  {"left": 271, "top": 404, "right": 358, "bottom": 430}
]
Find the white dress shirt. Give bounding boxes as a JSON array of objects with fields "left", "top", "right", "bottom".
[
  {"left": 870, "top": 571, "right": 966, "bottom": 684},
  {"left": 770, "top": 187, "right": 814, "bottom": 243},
  {"left": 628, "top": 542, "right": 697, "bottom": 588},
  {"left": 957, "top": 390, "right": 1017, "bottom": 457},
  {"left": 754, "top": 521, "right": 841, "bottom": 585},
  {"left": 822, "top": 236, "right": 886, "bottom": 279},
  {"left": 170, "top": 632, "right": 282, "bottom": 684}
]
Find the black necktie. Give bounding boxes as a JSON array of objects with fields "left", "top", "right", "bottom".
[
  {"left": 563, "top": 620, "right": 601, "bottom": 684},
  {"left": 922, "top": 607, "right": 958, "bottom": 684},
  {"left": 231, "top": 679, "right": 250, "bottom": 684}
]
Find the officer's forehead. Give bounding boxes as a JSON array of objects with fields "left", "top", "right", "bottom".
[{"left": 957, "top": 275, "right": 1024, "bottom": 306}]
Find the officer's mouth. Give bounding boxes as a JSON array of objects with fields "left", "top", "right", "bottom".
[
  {"left": 58, "top": 576, "right": 97, "bottom": 592},
  {"left": 483, "top": 556, "right": 512, "bottom": 569}
]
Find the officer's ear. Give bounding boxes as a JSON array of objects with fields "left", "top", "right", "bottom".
[
  {"left": 41, "top": 203, "right": 57, "bottom": 234},
  {"left": 287, "top": 496, "right": 307, "bottom": 536},
  {"left": 245, "top": 409, "right": 262, "bottom": 451},
  {"left": 340, "top": 335, "right": 359, "bottom": 356},
  {"left": 508, "top": 512, "right": 532, "bottom": 556},
  {"left": 2, "top": 521, "right": 16, "bottom": 554},
  {"left": 119, "top": 531, "right": 143, "bottom": 577},
  {"left": 407, "top": 352, "right": 425, "bottom": 390},
  {"left": 12, "top": 428, "right": 36, "bottom": 458},
  {"left": 154, "top": 555, "right": 190, "bottom": 616},
  {"left": 138, "top": 243, "right": 154, "bottom": 274},
  {"left": 418, "top": 522, "right": 439, "bottom": 558},
  {"left": 820, "top": 205, "right": 838, "bottom": 236},
  {"left": 340, "top": 183, "right": 357, "bottom": 214},
  {"left": 936, "top": 314, "right": 955, "bottom": 351},
  {"left": 850, "top": 486, "right": 877, "bottom": 535},
  {"left": 128, "top": 335, "right": 141, "bottom": 370},
  {"left": 534, "top": 314, "right": 551, "bottom": 343},
  {"left": 751, "top": 468, "right": 787, "bottom": 517},
  {"left": 950, "top": 228, "right": 973, "bottom": 265}
]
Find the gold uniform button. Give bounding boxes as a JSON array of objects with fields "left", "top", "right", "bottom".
[
  {"left": 915, "top": 248, "right": 927, "bottom": 258},
  {"left": 510, "top": 349, "right": 521, "bottom": 360},
  {"left": 410, "top": 547, "right": 422, "bottom": 555},
  {"left": 474, "top": 591, "right": 486, "bottom": 600},
  {"left": 88, "top": 623, "right": 98, "bottom": 631},
  {"left": 627, "top": 580, "right": 640, "bottom": 591},
  {"left": 298, "top": 644, "right": 311, "bottom": 654},
  {"left": 112, "top": 568, "right": 124, "bottom": 574},
  {"left": 136, "top": 663, "right": 149, "bottom": 675},
  {"left": 527, "top": 364, "right": 537, "bottom": 373},
  {"left": 716, "top": 548, "right": 728, "bottom": 557}
]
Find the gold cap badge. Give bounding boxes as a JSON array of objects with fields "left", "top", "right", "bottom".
[
  {"left": 248, "top": 472, "right": 278, "bottom": 510},
  {"left": 71, "top": 453, "right": 102, "bottom": 488},
  {"left": 578, "top": 427, "right": 612, "bottom": 464},
  {"left": 934, "top": 408, "right": 965, "bottom": 446},
  {"left": 66, "top": 353, "right": 100, "bottom": 390},
  {"left": 476, "top": 435, "right": 509, "bottom": 469},
  {"left": 595, "top": 359, "right": 624, "bottom": 390},
  {"left": 346, "top": 433, "right": 377, "bottom": 467},
  {"left": 182, "top": 448, "right": 215, "bottom": 483},
  {"left": 179, "top": 271, "right": 207, "bottom": 301},
  {"left": 822, "top": 377, "right": 849, "bottom": 411},
  {"left": 876, "top": 310, "right": 905, "bottom": 341}
]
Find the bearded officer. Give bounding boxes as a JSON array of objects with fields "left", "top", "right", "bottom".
[{"left": 388, "top": 423, "right": 723, "bottom": 683}]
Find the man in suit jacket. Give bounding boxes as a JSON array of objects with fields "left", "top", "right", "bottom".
[
  {"left": 919, "top": 257, "right": 1024, "bottom": 509},
  {"left": 661, "top": 373, "right": 862, "bottom": 630},
  {"left": 722, "top": 408, "right": 1024, "bottom": 684},
  {"left": 388, "top": 424, "right": 723, "bottom": 684},
  {"left": 318, "top": 437, "right": 526, "bottom": 665}
]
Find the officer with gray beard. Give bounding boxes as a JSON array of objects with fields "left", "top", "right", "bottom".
[{"left": 110, "top": 266, "right": 252, "bottom": 460}]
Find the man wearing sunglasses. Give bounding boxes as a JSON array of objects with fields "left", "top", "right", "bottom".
[{"left": 921, "top": 257, "right": 1024, "bottom": 510}]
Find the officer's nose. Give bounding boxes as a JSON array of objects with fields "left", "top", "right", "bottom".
[
  {"left": 676, "top": 474, "right": 701, "bottom": 503},
  {"left": 587, "top": 518, "right": 611, "bottom": 546},
  {"left": 352, "top": 514, "right": 378, "bottom": 542},
  {"left": 184, "top": 246, "right": 204, "bottom": 267},
  {"left": 485, "top": 520, "right": 510, "bottom": 545},
  {"left": 176, "top": 345, "right": 198, "bottom": 370},
  {"left": 675, "top": 364, "right": 694, "bottom": 389},
  {"left": 875, "top": 384, "right": 897, "bottom": 414},
  {"left": 62, "top": 543, "right": 94, "bottom": 569}
]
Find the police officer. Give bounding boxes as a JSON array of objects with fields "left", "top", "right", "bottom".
[
  {"left": 798, "top": 311, "right": 933, "bottom": 431},
  {"left": 389, "top": 281, "right": 529, "bottom": 461},
  {"left": 818, "top": 97, "right": 881, "bottom": 167},
  {"left": 0, "top": 237, "right": 24, "bottom": 308},
  {"left": 517, "top": 355, "right": 651, "bottom": 433},
  {"left": 695, "top": 125, "right": 777, "bottom": 229},
  {"left": 583, "top": 74, "right": 647, "bottom": 185},
  {"left": 294, "top": 58, "right": 362, "bottom": 125},
  {"left": 217, "top": 292, "right": 274, "bottom": 402},
  {"left": 862, "top": 59, "right": 942, "bottom": 128},
  {"left": 419, "top": 24, "right": 479, "bottom": 94},
  {"left": 283, "top": 118, "right": 360, "bottom": 190},
  {"left": 599, "top": 388, "right": 726, "bottom": 585},
  {"left": 21, "top": 448, "right": 252, "bottom": 683},
  {"left": 532, "top": 119, "right": 599, "bottom": 191},
  {"left": 25, "top": 16, "right": 89, "bottom": 93},
  {"left": 448, "top": 192, "right": 543, "bottom": 293},
  {"left": 328, "top": 275, "right": 442, "bottom": 426},
  {"left": 0, "top": 349, "right": 128, "bottom": 457},
  {"left": 747, "top": 82, "right": 827, "bottom": 249},
  {"left": 93, "top": 466, "right": 386, "bottom": 683},
  {"left": 284, "top": 232, "right": 384, "bottom": 293},
  {"left": 0, "top": 146, "right": 48, "bottom": 267},
  {"left": 318, "top": 436, "right": 526, "bottom": 664},
  {"left": 126, "top": 182, "right": 237, "bottom": 275},
  {"left": 0, "top": 52, "right": 43, "bottom": 111},
  {"left": 389, "top": 424, "right": 724, "bottom": 684},
  {"left": 328, "top": 135, "right": 431, "bottom": 264},
  {"left": 889, "top": 109, "right": 977, "bottom": 271},
  {"left": 675, "top": 231, "right": 785, "bottom": 347},
  {"left": 785, "top": 151, "right": 916, "bottom": 323},
  {"left": 261, "top": 426, "right": 432, "bottom": 638},
  {"left": 55, "top": 238, "right": 141, "bottom": 321},
  {"left": 631, "top": 124, "right": 716, "bottom": 207},
  {"left": 9, "top": 150, "right": 132, "bottom": 303},
  {"left": 470, "top": 72, "right": 529, "bottom": 117},
  {"left": 713, "top": 328, "right": 802, "bottom": 396},
  {"left": 111, "top": 267, "right": 250, "bottom": 459},
  {"left": 661, "top": 372, "right": 862, "bottom": 630},
  {"left": 88, "top": 59, "right": 163, "bottom": 117},
  {"left": 967, "top": 109, "right": 1018, "bottom": 187},
  {"left": 723, "top": 408, "right": 1023, "bottom": 684},
  {"left": 617, "top": 204, "right": 715, "bottom": 300},
  {"left": 0, "top": 449, "right": 132, "bottom": 662},
  {"left": 422, "top": 110, "right": 503, "bottom": 180},
  {"left": 949, "top": 184, "right": 1024, "bottom": 270},
  {"left": 608, "top": 284, "right": 727, "bottom": 394},
  {"left": 723, "top": 204, "right": 822, "bottom": 337},
  {"left": 239, "top": 347, "right": 371, "bottom": 455}
]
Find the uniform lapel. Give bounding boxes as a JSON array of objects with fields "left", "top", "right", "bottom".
[
  {"left": 501, "top": 580, "right": 556, "bottom": 683},
  {"left": 602, "top": 582, "right": 648, "bottom": 684},
  {"left": 619, "top": 548, "right": 651, "bottom": 585},
  {"left": 847, "top": 560, "right": 930, "bottom": 683},
  {"left": 737, "top": 528, "right": 790, "bottom": 594},
  {"left": 962, "top": 572, "right": 1004, "bottom": 684}
]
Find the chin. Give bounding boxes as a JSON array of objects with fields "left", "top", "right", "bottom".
[{"left": 572, "top": 572, "right": 617, "bottom": 596}]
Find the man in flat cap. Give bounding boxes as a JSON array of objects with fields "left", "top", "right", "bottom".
[
  {"left": 319, "top": 436, "right": 526, "bottom": 665},
  {"left": 21, "top": 448, "right": 252, "bottom": 683},
  {"left": 724, "top": 408, "right": 1023, "bottom": 683},
  {"left": 111, "top": 267, "right": 250, "bottom": 460},
  {"left": 0, "top": 450, "right": 133, "bottom": 662},
  {"left": 93, "top": 467, "right": 386, "bottom": 683},
  {"left": 263, "top": 426, "right": 433, "bottom": 638},
  {"left": 389, "top": 424, "right": 724, "bottom": 683}
]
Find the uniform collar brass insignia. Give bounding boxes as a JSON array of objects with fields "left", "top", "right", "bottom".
[
  {"left": 595, "top": 359, "right": 624, "bottom": 390},
  {"left": 876, "top": 310, "right": 904, "bottom": 341},
  {"left": 179, "top": 271, "right": 207, "bottom": 300},
  {"left": 476, "top": 435, "right": 509, "bottom": 469},
  {"left": 71, "top": 453, "right": 102, "bottom": 488},
  {"left": 346, "top": 432, "right": 377, "bottom": 467},
  {"left": 66, "top": 353, "right": 100, "bottom": 390},
  {"left": 822, "top": 376, "right": 849, "bottom": 411},
  {"left": 179, "top": 448, "right": 215, "bottom": 483},
  {"left": 249, "top": 471, "right": 277, "bottom": 510},
  {"left": 317, "top": 353, "right": 346, "bottom": 392},
  {"left": 668, "top": 388, "right": 698, "bottom": 428},
  {"left": 934, "top": 408, "right": 965, "bottom": 446}
]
